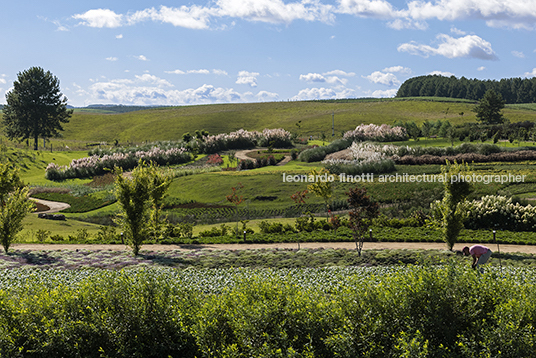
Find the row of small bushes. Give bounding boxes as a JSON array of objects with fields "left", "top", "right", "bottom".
[
  {"left": 323, "top": 158, "right": 396, "bottom": 175},
  {"left": 2, "top": 266, "right": 536, "bottom": 357},
  {"left": 297, "top": 138, "right": 352, "bottom": 162},
  {"left": 236, "top": 155, "right": 281, "bottom": 170},
  {"left": 396, "top": 150, "right": 536, "bottom": 165}
]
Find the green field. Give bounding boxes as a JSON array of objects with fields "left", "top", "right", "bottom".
[{"left": 3, "top": 97, "right": 536, "bottom": 243}]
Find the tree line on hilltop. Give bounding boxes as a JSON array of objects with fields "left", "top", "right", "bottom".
[{"left": 396, "top": 75, "right": 536, "bottom": 104}]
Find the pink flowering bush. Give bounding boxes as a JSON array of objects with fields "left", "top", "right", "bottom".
[
  {"left": 45, "top": 147, "right": 192, "bottom": 180},
  {"left": 198, "top": 128, "right": 292, "bottom": 154},
  {"left": 344, "top": 124, "right": 408, "bottom": 142}
]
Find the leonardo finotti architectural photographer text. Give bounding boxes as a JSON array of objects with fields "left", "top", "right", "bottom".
[{"left": 282, "top": 173, "right": 526, "bottom": 185}]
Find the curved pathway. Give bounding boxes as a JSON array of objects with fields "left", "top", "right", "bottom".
[
  {"left": 30, "top": 198, "right": 71, "bottom": 214},
  {"left": 234, "top": 148, "right": 292, "bottom": 166}
]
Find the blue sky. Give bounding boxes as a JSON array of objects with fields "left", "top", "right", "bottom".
[{"left": 1, "top": 0, "right": 536, "bottom": 107}]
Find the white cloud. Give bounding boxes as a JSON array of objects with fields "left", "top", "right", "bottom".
[
  {"left": 0, "top": 75, "right": 6, "bottom": 84},
  {"left": 512, "top": 50, "right": 525, "bottom": 58},
  {"left": 387, "top": 18, "right": 427, "bottom": 30},
  {"left": 134, "top": 74, "right": 173, "bottom": 87},
  {"left": 116, "top": 34, "right": 123, "bottom": 39},
  {"left": 337, "top": 0, "right": 399, "bottom": 19},
  {"left": 256, "top": 90, "right": 279, "bottom": 101},
  {"left": 397, "top": 34, "right": 498, "bottom": 60},
  {"left": 363, "top": 71, "right": 400, "bottom": 86},
  {"left": 477, "top": 66, "right": 486, "bottom": 71},
  {"left": 71, "top": 0, "right": 536, "bottom": 31},
  {"left": 106, "top": 57, "right": 118, "bottom": 61},
  {"left": 403, "top": 0, "right": 536, "bottom": 30},
  {"left": 135, "top": 55, "right": 149, "bottom": 61},
  {"left": 323, "top": 70, "right": 356, "bottom": 77},
  {"left": 212, "top": 69, "right": 229, "bottom": 76},
  {"left": 236, "top": 71, "right": 260, "bottom": 87},
  {"left": 370, "top": 89, "right": 397, "bottom": 97},
  {"left": 128, "top": 5, "right": 213, "bottom": 30},
  {"left": 214, "top": 0, "right": 335, "bottom": 24},
  {"left": 299, "top": 72, "right": 348, "bottom": 85},
  {"left": 187, "top": 69, "right": 211, "bottom": 74},
  {"left": 382, "top": 66, "right": 411, "bottom": 74},
  {"left": 291, "top": 86, "right": 356, "bottom": 100},
  {"left": 300, "top": 73, "right": 326, "bottom": 82},
  {"left": 72, "top": 9, "right": 123, "bottom": 28},
  {"left": 428, "top": 70, "right": 455, "bottom": 77},
  {"left": 165, "top": 69, "right": 186, "bottom": 75},
  {"left": 450, "top": 27, "right": 466, "bottom": 35},
  {"left": 524, "top": 68, "right": 536, "bottom": 77}
]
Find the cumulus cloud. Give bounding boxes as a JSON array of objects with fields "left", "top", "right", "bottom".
[
  {"left": 382, "top": 66, "right": 411, "bottom": 74},
  {"left": 524, "top": 68, "right": 536, "bottom": 77},
  {"left": 106, "top": 57, "right": 118, "bottom": 61},
  {"left": 291, "top": 86, "right": 356, "bottom": 100},
  {"left": 72, "top": 0, "right": 536, "bottom": 31},
  {"left": 83, "top": 74, "right": 271, "bottom": 105},
  {"left": 299, "top": 72, "right": 348, "bottom": 85},
  {"left": 135, "top": 55, "right": 149, "bottom": 61},
  {"left": 370, "top": 89, "right": 397, "bottom": 97},
  {"left": 363, "top": 71, "right": 400, "bottom": 86},
  {"left": 0, "top": 75, "right": 6, "bottom": 84},
  {"left": 477, "top": 66, "right": 486, "bottom": 71},
  {"left": 397, "top": 34, "right": 498, "bottom": 60},
  {"left": 512, "top": 50, "right": 525, "bottom": 58},
  {"left": 236, "top": 71, "right": 260, "bottom": 87},
  {"left": 428, "top": 70, "right": 455, "bottom": 77},
  {"left": 72, "top": 9, "right": 123, "bottom": 28}
]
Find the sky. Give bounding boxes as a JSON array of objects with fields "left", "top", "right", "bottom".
[{"left": 1, "top": 0, "right": 536, "bottom": 107}]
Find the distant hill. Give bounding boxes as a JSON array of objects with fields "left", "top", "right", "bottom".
[
  {"left": 74, "top": 104, "right": 162, "bottom": 114},
  {"left": 59, "top": 97, "right": 536, "bottom": 143}
]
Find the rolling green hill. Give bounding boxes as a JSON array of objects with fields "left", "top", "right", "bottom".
[
  {"left": 3, "top": 98, "right": 536, "bottom": 145},
  {"left": 58, "top": 98, "right": 535, "bottom": 143}
]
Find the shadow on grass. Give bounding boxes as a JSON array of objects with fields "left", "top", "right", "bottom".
[{"left": 1, "top": 250, "right": 63, "bottom": 266}]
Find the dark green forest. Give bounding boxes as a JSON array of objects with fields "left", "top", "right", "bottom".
[{"left": 396, "top": 75, "right": 536, "bottom": 104}]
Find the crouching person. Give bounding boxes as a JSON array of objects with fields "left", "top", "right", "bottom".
[{"left": 462, "top": 244, "right": 492, "bottom": 271}]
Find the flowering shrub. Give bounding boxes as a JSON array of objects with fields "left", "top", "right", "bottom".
[
  {"left": 343, "top": 124, "right": 408, "bottom": 142},
  {"left": 199, "top": 128, "right": 292, "bottom": 154},
  {"left": 206, "top": 154, "right": 224, "bottom": 165},
  {"left": 45, "top": 147, "right": 192, "bottom": 181},
  {"left": 322, "top": 142, "right": 396, "bottom": 175},
  {"left": 463, "top": 195, "right": 536, "bottom": 231}
]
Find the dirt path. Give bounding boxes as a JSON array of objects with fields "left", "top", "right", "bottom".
[
  {"left": 30, "top": 198, "right": 71, "bottom": 214},
  {"left": 11, "top": 242, "right": 536, "bottom": 254},
  {"left": 234, "top": 148, "right": 291, "bottom": 166}
]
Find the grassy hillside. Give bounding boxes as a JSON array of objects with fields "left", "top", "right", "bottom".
[{"left": 59, "top": 98, "right": 536, "bottom": 143}]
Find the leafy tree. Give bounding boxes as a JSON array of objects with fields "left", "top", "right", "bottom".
[
  {"left": 114, "top": 161, "right": 171, "bottom": 255},
  {"left": 226, "top": 182, "right": 245, "bottom": 239},
  {"left": 473, "top": 89, "right": 506, "bottom": 124},
  {"left": 347, "top": 187, "right": 379, "bottom": 256},
  {"left": 2, "top": 67, "right": 72, "bottom": 150},
  {"left": 433, "top": 161, "right": 474, "bottom": 250},
  {"left": 0, "top": 164, "right": 34, "bottom": 253},
  {"left": 307, "top": 168, "right": 337, "bottom": 217}
]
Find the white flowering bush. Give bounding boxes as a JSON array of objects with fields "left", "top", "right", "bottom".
[
  {"left": 343, "top": 124, "right": 408, "bottom": 142},
  {"left": 198, "top": 128, "right": 292, "bottom": 154},
  {"left": 322, "top": 142, "right": 396, "bottom": 175},
  {"left": 45, "top": 147, "right": 192, "bottom": 181},
  {"left": 456, "top": 195, "right": 536, "bottom": 231}
]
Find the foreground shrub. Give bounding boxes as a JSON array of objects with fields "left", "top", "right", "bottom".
[{"left": 1, "top": 266, "right": 536, "bottom": 357}]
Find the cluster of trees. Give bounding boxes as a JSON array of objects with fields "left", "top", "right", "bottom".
[{"left": 396, "top": 75, "right": 536, "bottom": 103}]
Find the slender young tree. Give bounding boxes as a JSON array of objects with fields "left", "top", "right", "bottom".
[
  {"left": 3, "top": 67, "right": 72, "bottom": 150},
  {"left": 347, "top": 187, "right": 379, "bottom": 256},
  {"left": 0, "top": 164, "right": 34, "bottom": 253},
  {"left": 115, "top": 161, "right": 171, "bottom": 255}
]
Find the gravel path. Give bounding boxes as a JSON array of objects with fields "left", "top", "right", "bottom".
[{"left": 11, "top": 242, "right": 536, "bottom": 254}]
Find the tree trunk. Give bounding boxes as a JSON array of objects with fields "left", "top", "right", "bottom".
[{"left": 34, "top": 135, "right": 39, "bottom": 150}]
